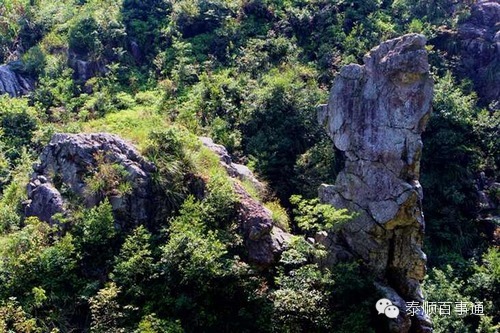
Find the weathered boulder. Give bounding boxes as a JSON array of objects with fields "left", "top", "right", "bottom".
[
  {"left": 201, "top": 137, "right": 291, "bottom": 266},
  {"left": 0, "top": 64, "right": 33, "bottom": 97},
  {"left": 318, "top": 34, "right": 433, "bottom": 332},
  {"left": 25, "top": 133, "right": 157, "bottom": 227},
  {"left": 234, "top": 182, "right": 290, "bottom": 266},
  {"left": 25, "top": 132, "right": 289, "bottom": 266}
]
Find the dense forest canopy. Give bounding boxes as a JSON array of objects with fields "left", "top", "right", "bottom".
[{"left": 0, "top": 0, "right": 498, "bottom": 332}]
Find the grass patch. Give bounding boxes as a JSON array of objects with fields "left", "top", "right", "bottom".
[
  {"left": 80, "top": 107, "right": 169, "bottom": 150},
  {"left": 264, "top": 200, "right": 290, "bottom": 231}
]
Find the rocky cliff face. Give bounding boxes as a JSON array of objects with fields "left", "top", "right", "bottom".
[
  {"left": 25, "top": 133, "right": 289, "bottom": 266},
  {"left": 457, "top": 0, "right": 499, "bottom": 107},
  {"left": 25, "top": 133, "right": 157, "bottom": 227},
  {"left": 201, "top": 137, "right": 291, "bottom": 266},
  {"left": 0, "top": 64, "right": 33, "bottom": 97},
  {"left": 318, "top": 34, "right": 433, "bottom": 332},
  {"left": 432, "top": 0, "right": 499, "bottom": 108}
]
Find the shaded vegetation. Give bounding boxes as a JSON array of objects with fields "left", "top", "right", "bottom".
[{"left": 0, "top": 0, "right": 497, "bottom": 332}]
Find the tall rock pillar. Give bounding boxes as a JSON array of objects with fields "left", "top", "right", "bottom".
[{"left": 318, "top": 34, "right": 433, "bottom": 332}]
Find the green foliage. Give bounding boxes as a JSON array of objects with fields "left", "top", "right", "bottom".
[
  {"left": 85, "top": 152, "right": 132, "bottom": 199},
  {"left": 0, "top": 217, "right": 79, "bottom": 330},
  {"left": 177, "top": 69, "right": 245, "bottom": 149},
  {"left": 422, "top": 73, "right": 488, "bottom": 265},
  {"left": 467, "top": 247, "right": 500, "bottom": 329},
  {"left": 79, "top": 199, "right": 116, "bottom": 247},
  {"left": 274, "top": 238, "right": 376, "bottom": 333},
  {"left": 33, "top": 67, "right": 77, "bottom": 117},
  {"left": 161, "top": 196, "right": 229, "bottom": 282},
  {"left": 21, "top": 46, "right": 46, "bottom": 77},
  {"left": 423, "top": 266, "right": 474, "bottom": 333},
  {"left": 69, "top": 16, "right": 102, "bottom": 57},
  {"left": 135, "top": 314, "right": 183, "bottom": 333},
  {"left": 172, "top": 0, "right": 238, "bottom": 38},
  {"left": 290, "top": 195, "right": 352, "bottom": 234},
  {"left": 112, "top": 226, "right": 154, "bottom": 298},
  {"left": 0, "top": 97, "right": 38, "bottom": 161},
  {"left": 144, "top": 128, "right": 195, "bottom": 214},
  {"left": 0, "top": 298, "right": 41, "bottom": 333},
  {"left": 391, "top": 0, "right": 468, "bottom": 26},
  {"left": 0, "top": 150, "right": 33, "bottom": 233},
  {"left": 0, "top": 0, "right": 495, "bottom": 332},
  {"left": 264, "top": 200, "right": 290, "bottom": 231},
  {"left": 155, "top": 38, "right": 199, "bottom": 93},
  {"left": 272, "top": 263, "right": 333, "bottom": 332},
  {"left": 241, "top": 66, "right": 326, "bottom": 203},
  {"left": 122, "top": 0, "right": 172, "bottom": 56},
  {"left": 89, "top": 282, "right": 125, "bottom": 333},
  {"left": 202, "top": 169, "right": 237, "bottom": 229},
  {"left": 293, "top": 138, "right": 341, "bottom": 198}
]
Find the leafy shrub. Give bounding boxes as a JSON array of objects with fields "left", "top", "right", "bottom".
[
  {"left": 112, "top": 226, "right": 154, "bottom": 298},
  {"left": 122, "top": 0, "right": 172, "bottom": 56},
  {"left": 202, "top": 169, "right": 237, "bottom": 229},
  {"left": 290, "top": 195, "right": 352, "bottom": 234},
  {"left": 85, "top": 152, "right": 132, "bottom": 199},
  {"left": 134, "top": 314, "right": 183, "bottom": 333},
  {"left": 89, "top": 282, "right": 125, "bottom": 333},
  {"left": 80, "top": 199, "right": 116, "bottom": 246},
  {"left": 0, "top": 97, "right": 38, "bottom": 161},
  {"left": 421, "top": 73, "right": 485, "bottom": 265},
  {"left": 21, "top": 45, "right": 46, "bottom": 77},
  {"left": 241, "top": 65, "right": 326, "bottom": 203},
  {"left": 264, "top": 200, "right": 290, "bottom": 231},
  {"left": 423, "top": 266, "right": 473, "bottom": 332},
  {"left": 68, "top": 16, "right": 102, "bottom": 57},
  {"left": 0, "top": 299, "right": 41, "bottom": 333}
]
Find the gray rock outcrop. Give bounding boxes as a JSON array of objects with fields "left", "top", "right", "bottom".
[
  {"left": 432, "top": 0, "right": 499, "bottom": 108},
  {"left": 25, "top": 133, "right": 157, "bottom": 227},
  {"left": 200, "top": 137, "right": 266, "bottom": 195},
  {"left": 25, "top": 132, "right": 289, "bottom": 266},
  {"left": 318, "top": 34, "right": 433, "bottom": 332},
  {"left": 201, "top": 137, "right": 291, "bottom": 266},
  {"left": 458, "top": 0, "right": 499, "bottom": 107},
  {"left": 68, "top": 52, "right": 107, "bottom": 83},
  {"left": 0, "top": 64, "right": 33, "bottom": 97}
]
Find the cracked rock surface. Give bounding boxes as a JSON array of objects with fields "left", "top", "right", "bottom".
[
  {"left": 25, "top": 133, "right": 157, "bottom": 227},
  {"left": 201, "top": 137, "right": 291, "bottom": 266},
  {"left": 318, "top": 34, "right": 433, "bottom": 332},
  {"left": 0, "top": 64, "right": 33, "bottom": 97}
]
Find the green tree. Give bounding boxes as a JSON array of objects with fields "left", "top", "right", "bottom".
[
  {"left": 112, "top": 226, "right": 154, "bottom": 299},
  {"left": 241, "top": 65, "right": 326, "bottom": 204}
]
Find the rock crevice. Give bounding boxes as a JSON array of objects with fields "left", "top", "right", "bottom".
[{"left": 318, "top": 34, "right": 433, "bottom": 332}]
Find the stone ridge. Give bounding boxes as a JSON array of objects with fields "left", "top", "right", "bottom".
[
  {"left": 201, "top": 137, "right": 291, "bottom": 266},
  {"left": 318, "top": 34, "right": 433, "bottom": 333}
]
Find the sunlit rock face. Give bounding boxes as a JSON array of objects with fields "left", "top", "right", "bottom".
[
  {"left": 318, "top": 34, "right": 433, "bottom": 333},
  {"left": 0, "top": 64, "right": 33, "bottom": 97},
  {"left": 201, "top": 137, "right": 291, "bottom": 266},
  {"left": 25, "top": 133, "right": 157, "bottom": 227}
]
